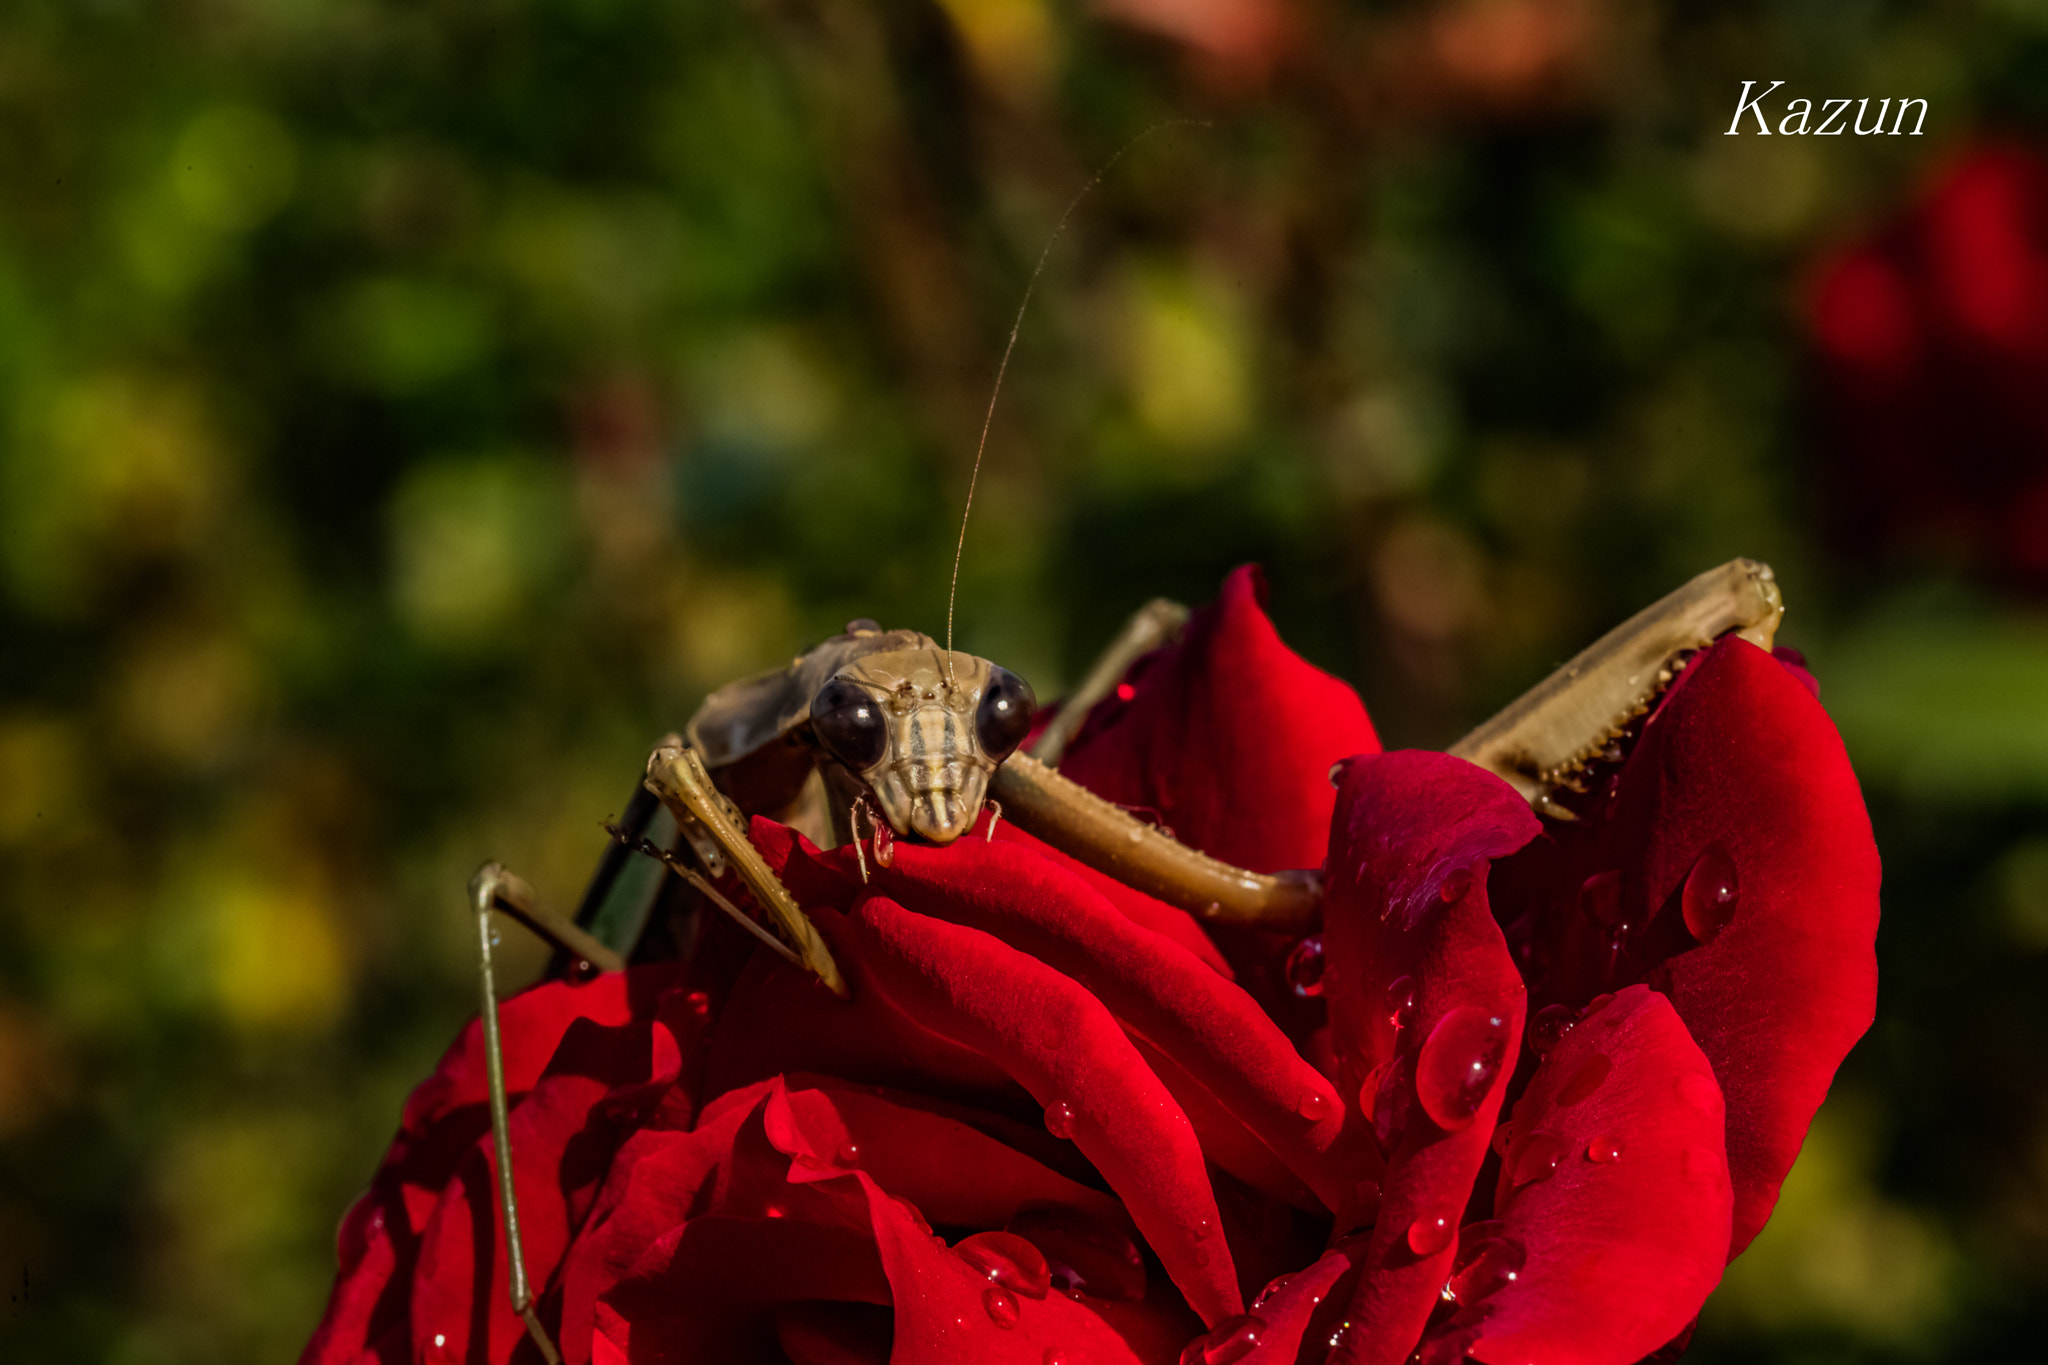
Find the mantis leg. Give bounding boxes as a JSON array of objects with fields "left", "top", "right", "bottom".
[
  {"left": 470, "top": 863, "right": 609, "bottom": 1365},
  {"left": 994, "top": 558, "right": 1786, "bottom": 931},
  {"left": 1028, "top": 597, "right": 1189, "bottom": 767},
  {"left": 642, "top": 740, "right": 849, "bottom": 997},
  {"left": 992, "top": 753, "right": 1324, "bottom": 931}
]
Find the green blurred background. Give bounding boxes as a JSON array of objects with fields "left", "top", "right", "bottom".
[{"left": 2, "top": 1, "right": 2045, "bottom": 1361}]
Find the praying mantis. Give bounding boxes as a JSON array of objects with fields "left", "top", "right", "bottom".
[{"left": 463, "top": 553, "right": 1785, "bottom": 1363}]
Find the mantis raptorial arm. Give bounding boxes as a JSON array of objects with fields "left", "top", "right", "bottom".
[
  {"left": 1448, "top": 558, "right": 1783, "bottom": 816},
  {"left": 991, "top": 752, "right": 1324, "bottom": 931}
]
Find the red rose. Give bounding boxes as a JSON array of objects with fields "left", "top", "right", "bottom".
[
  {"left": 1809, "top": 141, "right": 2048, "bottom": 586},
  {"left": 302, "top": 566, "right": 1878, "bottom": 1365}
]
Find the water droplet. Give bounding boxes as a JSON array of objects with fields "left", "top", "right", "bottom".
[
  {"left": 1007, "top": 1205, "right": 1147, "bottom": 1303},
  {"left": 1285, "top": 936, "right": 1327, "bottom": 998},
  {"left": 1578, "top": 870, "right": 1625, "bottom": 926},
  {"left": 1385, "top": 974, "right": 1418, "bottom": 1032},
  {"left": 1179, "top": 1314, "right": 1266, "bottom": 1365},
  {"left": 764, "top": 1202, "right": 786, "bottom": 1218},
  {"left": 1440, "top": 865, "right": 1474, "bottom": 902},
  {"left": 1415, "top": 1007, "right": 1511, "bottom": 1130},
  {"left": 1115, "top": 682, "right": 1136, "bottom": 701},
  {"left": 1508, "top": 1130, "right": 1574, "bottom": 1188},
  {"left": 1676, "top": 1072, "right": 1720, "bottom": 1113},
  {"left": 1555, "top": 1054, "right": 1612, "bottom": 1106},
  {"left": 1587, "top": 1134, "right": 1624, "bottom": 1163},
  {"left": 1254, "top": 1273, "right": 1291, "bottom": 1307},
  {"left": 957, "top": 1231, "right": 1053, "bottom": 1299},
  {"left": 1527, "top": 1004, "right": 1576, "bottom": 1058},
  {"left": 1194, "top": 1245, "right": 1212, "bottom": 1267},
  {"left": 570, "top": 957, "right": 603, "bottom": 983},
  {"left": 982, "top": 1285, "right": 1020, "bottom": 1329},
  {"left": 683, "top": 989, "right": 712, "bottom": 1017},
  {"left": 1681, "top": 843, "right": 1740, "bottom": 944},
  {"left": 1490, "top": 1119, "right": 1516, "bottom": 1158},
  {"left": 1044, "top": 1101, "right": 1076, "bottom": 1139},
  {"left": 1580, "top": 992, "right": 1616, "bottom": 1018},
  {"left": 1296, "top": 1088, "right": 1333, "bottom": 1120},
  {"left": 892, "top": 1196, "right": 933, "bottom": 1236},
  {"left": 1406, "top": 1215, "right": 1456, "bottom": 1255},
  {"left": 1044, "top": 1351, "right": 1069, "bottom": 1365},
  {"left": 1447, "top": 1223, "right": 1525, "bottom": 1304},
  {"left": 837, "top": 1140, "right": 861, "bottom": 1165},
  {"left": 488, "top": 927, "right": 502, "bottom": 947}
]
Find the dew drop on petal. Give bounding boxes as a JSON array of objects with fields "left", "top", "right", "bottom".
[
  {"left": 957, "top": 1231, "right": 1053, "bottom": 1299},
  {"left": 1580, "top": 992, "right": 1616, "bottom": 1018},
  {"left": 1676, "top": 1072, "right": 1720, "bottom": 1113},
  {"left": 837, "top": 1140, "right": 861, "bottom": 1165},
  {"left": 1586, "top": 1134, "right": 1624, "bottom": 1163},
  {"left": 1406, "top": 1215, "right": 1456, "bottom": 1256},
  {"left": 1179, "top": 1314, "right": 1266, "bottom": 1365},
  {"left": 1578, "top": 870, "right": 1625, "bottom": 926},
  {"left": 1555, "top": 1054, "right": 1613, "bottom": 1106},
  {"left": 1415, "top": 1007, "right": 1511, "bottom": 1130},
  {"left": 683, "top": 989, "right": 712, "bottom": 1017},
  {"left": 1254, "top": 1273, "right": 1290, "bottom": 1307},
  {"left": 1682, "top": 842, "right": 1740, "bottom": 944},
  {"left": 1044, "top": 1351, "right": 1069, "bottom": 1365},
  {"left": 1447, "top": 1223, "right": 1525, "bottom": 1304},
  {"left": 1008, "top": 1205, "right": 1147, "bottom": 1303},
  {"left": 982, "top": 1286, "right": 1020, "bottom": 1329},
  {"left": 1285, "top": 936, "right": 1327, "bottom": 998},
  {"left": 1526, "top": 1004, "right": 1575, "bottom": 1059},
  {"left": 1115, "top": 682, "right": 1136, "bottom": 701},
  {"left": 1508, "top": 1130, "right": 1574, "bottom": 1188},
  {"left": 1297, "top": 1088, "right": 1333, "bottom": 1121},
  {"left": 1440, "top": 865, "right": 1474, "bottom": 902},
  {"left": 1385, "top": 974, "right": 1417, "bottom": 1032},
  {"left": 1044, "top": 1101, "right": 1076, "bottom": 1139},
  {"left": 1490, "top": 1119, "right": 1516, "bottom": 1158}
]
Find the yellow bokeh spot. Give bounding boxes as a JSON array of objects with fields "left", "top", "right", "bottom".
[
  {"left": 209, "top": 881, "right": 349, "bottom": 1032},
  {"left": 0, "top": 716, "right": 79, "bottom": 845},
  {"left": 933, "top": 0, "right": 1059, "bottom": 101},
  {"left": 389, "top": 455, "right": 567, "bottom": 649},
  {"left": 1125, "top": 264, "right": 1251, "bottom": 456},
  {"left": 1711, "top": 1094, "right": 1956, "bottom": 1347},
  {"left": 173, "top": 106, "right": 298, "bottom": 231}
]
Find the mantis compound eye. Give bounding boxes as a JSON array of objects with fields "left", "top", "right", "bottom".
[
  {"left": 975, "top": 666, "right": 1036, "bottom": 761},
  {"left": 812, "top": 678, "right": 888, "bottom": 771}
]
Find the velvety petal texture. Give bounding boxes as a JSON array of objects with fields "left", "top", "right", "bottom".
[
  {"left": 1059, "top": 564, "right": 1380, "bottom": 873},
  {"left": 1321, "top": 750, "right": 1538, "bottom": 1365},
  {"left": 1463, "top": 986, "right": 1733, "bottom": 1365},
  {"left": 1490, "top": 638, "right": 1881, "bottom": 1255}
]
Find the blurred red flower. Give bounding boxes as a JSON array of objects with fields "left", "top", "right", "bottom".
[
  {"left": 1810, "top": 143, "right": 2048, "bottom": 585},
  {"left": 302, "top": 567, "right": 1878, "bottom": 1364}
]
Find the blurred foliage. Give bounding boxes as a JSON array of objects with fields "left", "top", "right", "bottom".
[{"left": 1, "top": 1, "right": 2046, "bottom": 1361}]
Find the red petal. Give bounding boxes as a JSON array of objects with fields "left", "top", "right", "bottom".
[
  {"left": 1494, "top": 639, "right": 1881, "bottom": 1256},
  {"left": 1059, "top": 564, "right": 1381, "bottom": 874},
  {"left": 812, "top": 830, "right": 1363, "bottom": 1213},
  {"left": 1458, "top": 986, "right": 1732, "bottom": 1365},
  {"left": 1321, "top": 751, "right": 1539, "bottom": 1365},
  {"left": 845, "top": 894, "right": 1244, "bottom": 1325},
  {"left": 993, "top": 819, "right": 1234, "bottom": 978}
]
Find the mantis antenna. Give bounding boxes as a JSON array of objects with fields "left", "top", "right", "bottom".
[{"left": 943, "top": 120, "right": 1210, "bottom": 685}]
